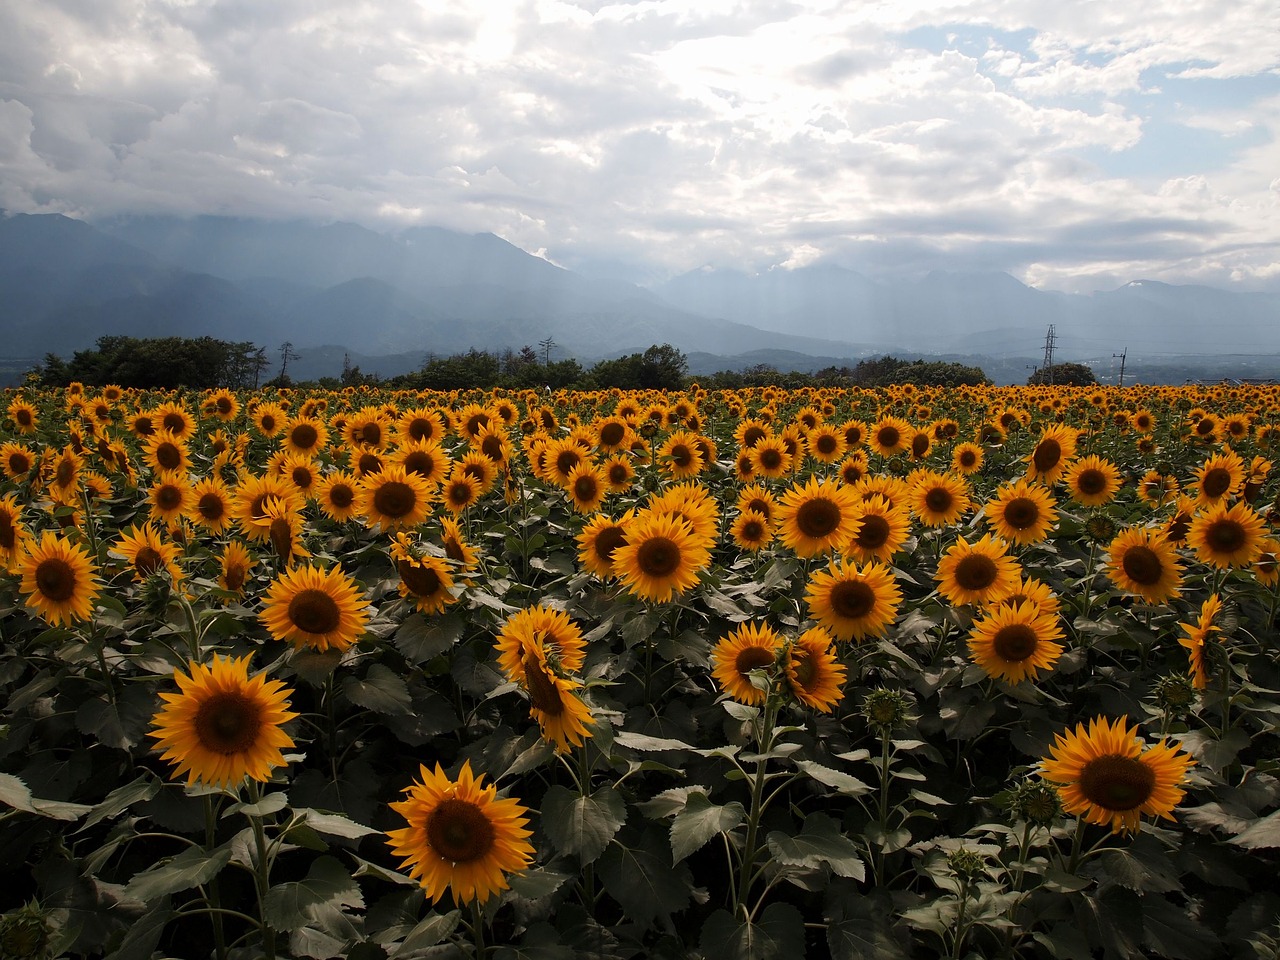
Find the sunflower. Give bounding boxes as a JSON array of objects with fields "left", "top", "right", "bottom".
[
  {"left": 575, "top": 511, "right": 631, "bottom": 579},
  {"left": 657, "top": 429, "right": 707, "bottom": 480},
  {"left": 1191, "top": 449, "right": 1245, "bottom": 507},
  {"left": 734, "top": 418, "right": 771, "bottom": 450},
  {"left": 907, "top": 470, "right": 970, "bottom": 528},
  {"left": 1137, "top": 470, "right": 1179, "bottom": 508},
  {"left": 149, "top": 654, "right": 297, "bottom": 789},
  {"left": 935, "top": 534, "right": 1021, "bottom": 607},
  {"left": 148, "top": 470, "right": 195, "bottom": 526},
  {"left": 218, "top": 540, "right": 255, "bottom": 597},
  {"left": 776, "top": 476, "right": 861, "bottom": 559},
  {"left": 846, "top": 495, "right": 911, "bottom": 564},
  {"left": 1163, "top": 495, "right": 1197, "bottom": 545},
  {"left": 457, "top": 450, "right": 500, "bottom": 494},
  {"left": 0, "top": 442, "right": 36, "bottom": 482},
  {"left": 472, "top": 425, "right": 513, "bottom": 470},
  {"left": 512, "top": 639, "right": 596, "bottom": 753},
  {"left": 282, "top": 416, "right": 329, "bottom": 458},
  {"left": 1103, "top": 528, "right": 1182, "bottom": 604},
  {"left": 648, "top": 481, "right": 720, "bottom": 542},
  {"left": 17, "top": 531, "right": 101, "bottom": 626},
  {"left": 346, "top": 406, "right": 392, "bottom": 451},
  {"left": 439, "top": 468, "right": 482, "bottom": 515},
  {"left": 46, "top": 446, "right": 84, "bottom": 503},
  {"left": 6, "top": 397, "right": 38, "bottom": 435},
  {"left": 232, "top": 473, "right": 301, "bottom": 542},
  {"left": 565, "top": 462, "right": 607, "bottom": 514},
  {"left": 188, "top": 475, "right": 235, "bottom": 535},
  {"left": 386, "top": 760, "right": 534, "bottom": 905},
  {"left": 1254, "top": 537, "right": 1280, "bottom": 587},
  {"left": 1064, "top": 455, "right": 1122, "bottom": 508},
  {"left": 1187, "top": 501, "right": 1266, "bottom": 569},
  {"left": 316, "top": 470, "right": 361, "bottom": 522},
  {"left": 784, "top": 627, "right": 846, "bottom": 712},
  {"left": 113, "top": 524, "right": 183, "bottom": 584},
  {"left": 967, "top": 602, "right": 1064, "bottom": 684},
  {"left": 439, "top": 516, "right": 480, "bottom": 578},
  {"left": 748, "top": 436, "right": 793, "bottom": 478},
  {"left": 805, "top": 424, "right": 847, "bottom": 465},
  {"left": 358, "top": 464, "right": 433, "bottom": 532},
  {"left": 951, "top": 442, "right": 984, "bottom": 475},
  {"left": 453, "top": 403, "right": 497, "bottom": 443},
  {"left": 1025, "top": 424, "right": 1078, "bottom": 485},
  {"left": 278, "top": 452, "right": 322, "bottom": 500},
  {"left": 391, "top": 534, "right": 457, "bottom": 615},
  {"left": 262, "top": 495, "right": 311, "bottom": 566},
  {"left": 804, "top": 557, "right": 901, "bottom": 643},
  {"left": 252, "top": 402, "right": 288, "bottom": 438},
  {"left": 730, "top": 509, "right": 774, "bottom": 552},
  {"left": 260, "top": 564, "right": 370, "bottom": 653},
  {"left": 612, "top": 511, "right": 711, "bottom": 603},
  {"left": 838, "top": 418, "right": 868, "bottom": 450},
  {"left": 0, "top": 493, "right": 30, "bottom": 571},
  {"left": 601, "top": 453, "right": 636, "bottom": 492},
  {"left": 868, "top": 416, "right": 912, "bottom": 458},
  {"left": 1177, "top": 593, "right": 1223, "bottom": 689},
  {"left": 494, "top": 604, "right": 588, "bottom": 685},
  {"left": 154, "top": 402, "right": 197, "bottom": 441},
  {"left": 735, "top": 483, "right": 778, "bottom": 525},
  {"left": 837, "top": 453, "right": 869, "bottom": 487},
  {"left": 395, "top": 407, "right": 447, "bottom": 445},
  {"left": 142, "top": 432, "right": 191, "bottom": 475},
  {"left": 984, "top": 479, "right": 1058, "bottom": 546},
  {"left": 710, "top": 622, "right": 784, "bottom": 704},
  {"left": 1039, "top": 716, "right": 1193, "bottom": 834}
]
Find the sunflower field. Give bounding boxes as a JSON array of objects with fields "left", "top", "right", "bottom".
[{"left": 1, "top": 381, "right": 1279, "bottom": 960}]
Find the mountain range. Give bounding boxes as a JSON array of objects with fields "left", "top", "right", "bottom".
[{"left": 1, "top": 211, "right": 1276, "bottom": 386}]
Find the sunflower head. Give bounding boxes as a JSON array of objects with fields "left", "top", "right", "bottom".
[{"left": 861, "top": 688, "right": 913, "bottom": 734}]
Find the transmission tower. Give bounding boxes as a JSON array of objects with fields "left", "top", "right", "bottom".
[
  {"left": 1041, "top": 325, "right": 1057, "bottom": 384},
  {"left": 1113, "top": 348, "right": 1127, "bottom": 388}
]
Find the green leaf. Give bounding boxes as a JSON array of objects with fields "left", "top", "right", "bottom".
[
  {"left": 670, "top": 792, "right": 744, "bottom": 864},
  {"left": 494, "top": 922, "right": 576, "bottom": 960},
  {"left": 1141, "top": 897, "right": 1220, "bottom": 960},
  {"left": 264, "top": 855, "right": 364, "bottom": 932},
  {"left": 0, "top": 772, "right": 91, "bottom": 821},
  {"left": 296, "top": 808, "right": 381, "bottom": 839},
  {"left": 224, "top": 791, "right": 289, "bottom": 819},
  {"left": 124, "top": 843, "right": 233, "bottom": 901},
  {"left": 864, "top": 824, "right": 911, "bottom": 854},
  {"left": 388, "top": 910, "right": 461, "bottom": 959},
  {"left": 81, "top": 774, "right": 161, "bottom": 832},
  {"left": 104, "top": 900, "right": 174, "bottom": 960},
  {"left": 342, "top": 664, "right": 413, "bottom": 716},
  {"left": 393, "top": 611, "right": 464, "bottom": 663},
  {"left": 766, "top": 813, "right": 865, "bottom": 880},
  {"left": 699, "top": 902, "right": 805, "bottom": 960},
  {"left": 827, "top": 890, "right": 908, "bottom": 960},
  {"left": 1092, "top": 836, "right": 1180, "bottom": 894},
  {"left": 613, "top": 731, "right": 696, "bottom": 753},
  {"left": 507, "top": 866, "right": 573, "bottom": 901},
  {"left": 541, "top": 785, "right": 626, "bottom": 866},
  {"left": 1230, "top": 809, "right": 1280, "bottom": 849},
  {"left": 598, "top": 833, "right": 693, "bottom": 927},
  {"left": 722, "top": 701, "right": 761, "bottom": 722},
  {"left": 793, "top": 760, "right": 872, "bottom": 797}
]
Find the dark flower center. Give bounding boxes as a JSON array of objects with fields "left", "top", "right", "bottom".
[
  {"left": 1201, "top": 467, "right": 1232, "bottom": 498},
  {"left": 0, "top": 514, "right": 15, "bottom": 550},
  {"left": 573, "top": 475, "right": 599, "bottom": 502},
  {"left": 599, "top": 422, "right": 626, "bottom": 447},
  {"left": 856, "top": 514, "right": 891, "bottom": 550},
  {"left": 740, "top": 519, "right": 765, "bottom": 542},
  {"left": 925, "top": 488, "right": 953, "bottom": 513},
  {"left": 829, "top": 579, "right": 875, "bottom": 620},
  {"left": 815, "top": 434, "right": 837, "bottom": 455},
  {"left": 448, "top": 481, "right": 475, "bottom": 506},
  {"left": 358, "top": 452, "right": 383, "bottom": 475},
  {"left": 1079, "top": 754, "right": 1155, "bottom": 811},
  {"left": 223, "top": 560, "right": 247, "bottom": 592},
  {"left": 288, "top": 588, "right": 341, "bottom": 635},
  {"left": 163, "top": 412, "right": 187, "bottom": 433},
  {"left": 1003, "top": 497, "right": 1040, "bottom": 530},
  {"left": 1032, "top": 438, "right": 1062, "bottom": 472},
  {"left": 757, "top": 448, "right": 783, "bottom": 470},
  {"left": 637, "top": 537, "right": 681, "bottom": 577},
  {"left": 373, "top": 481, "right": 417, "bottom": 519},
  {"left": 359, "top": 422, "right": 383, "bottom": 446},
  {"left": 556, "top": 450, "right": 582, "bottom": 477},
  {"left": 954, "top": 554, "right": 998, "bottom": 592},
  {"left": 260, "top": 414, "right": 278, "bottom": 433},
  {"left": 194, "top": 691, "right": 263, "bottom": 754},
  {"left": 1121, "top": 545, "right": 1163, "bottom": 585},
  {"left": 427, "top": 798, "right": 495, "bottom": 863},
  {"left": 155, "top": 485, "right": 183, "bottom": 511},
  {"left": 794, "top": 498, "right": 840, "bottom": 539},
  {"left": 480, "top": 435, "right": 505, "bottom": 461},
  {"left": 521, "top": 651, "right": 565, "bottom": 716},
  {"left": 593, "top": 527, "right": 626, "bottom": 563},
  {"left": 35, "top": 557, "right": 76, "bottom": 601},
  {"left": 291, "top": 424, "right": 318, "bottom": 449},
  {"left": 877, "top": 426, "right": 900, "bottom": 449},
  {"left": 790, "top": 650, "right": 816, "bottom": 687},
  {"left": 992, "top": 624, "right": 1038, "bottom": 661},
  {"left": 135, "top": 546, "right": 164, "bottom": 574},
  {"left": 56, "top": 458, "right": 76, "bottom": 487},
  {"left": 404, "top": 451, "right": 438, "bottom": 477},
  {"left": 328, "top": 484, "right": 355, "bottom": 508},
  {"left": 399, "top": 559, "right": 443, "bottom": 597},
  {"left": 742, "top": 425, "right": 767, "bottom": 448},
  {"left": 1205, "top": 519, "right": 1246, "bottom": 554},
  {"left": 291, "top": 466, "right": 314, "bottom": 489},
  {"left": 1076, "top": 469, "right": 1107, "bottom": 495},
  {"left": 735, "top": 645, "right": 776, "bottom": 676},
  {"left": 8, "top": 452, "right": 31, "bottom": 474}
]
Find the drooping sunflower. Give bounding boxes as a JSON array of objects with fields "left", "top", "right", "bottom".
[
  {"left": 804, "top": 557, "right": 902, "bottom": 643},
  {"left": 17, "top": 530, "right": 100, "bottom": 625},
  {"left": 710, "top": 622, "right": 784, "bottom": 705},
  {"left": 262, "top": 495, "right": 311, "bottom": 567},
  {"left": 0, "top": 493, "right": 30, "bottom": 571},
  {"left": 1064, "top": 455, "right": 1122, "bottom": 508},
  {"left": 260, "top": 563, "right": 370, "bottom": 653},
  {"left": 1177, "top": 593, "right": 1223, "bottom": 689},
  {"left": 776, "top": 476, "right": 861, "bottom": 559},
  {"left": 785, "top": 626, "right": 846, "bottom": 712},
  {"left": 514, "top": 640, "right": 596, "bottom": 753},
  {"left": 1254, "top": 537, "right": 1280, "bottom": 587},
  {"left": 576, "top": 511, "right": 632, "bottom": 579},
  {"left": 612, "top": 511, "right": 712, "bottom": 603},
  {"left": 386, "top": 760, "right": 535, "bottom": 905},
  {"left": 935, "top": 534, "right": 1022, "bottom": 607},
  {"left": 232, "top": 473, "right": 301, "bottom": 542},
  {"left": 316, "top": 469, "right": 361, "bottom": 522},
  {"left": 113, "top": 523, "right": 184, "bottom": 584},
  {"left": 730, "top": 509, "right": 774, "bottom": 552},
  {"left": 1104, "top": 528, "right": 1182, "bottom": 604},
  {"left": 1163, "top": 495, "right": 1197, "bottom": 545},
  {"left": 359, "top": 464, "right": 434, "bottom": 532},
  {"left": 494, "top": 604, "right": 588, "bottom": 685},
  {"left": 391, "top": 534, "right": 457, "bottom": 615},
  {"left": 1187, "top": 500, "right": 1266, "bottom": 569},
  {"left": 984, "top": 479, "right": 1058, "bottom": 546},
  {"left": 845, "top": 494, "right": 911, "bottom": 564},
  {"left": 909, "top": 470, "right": 971, "bottom": 528},
  {"left": 967, "top": 602, "right": 1064, "bottom": 684},
  {"left": 218, "top": 540, "right": 255, "bottom": 597},
  {"left": 439, "top": 516, "right": 479, "bottom": 579},
  {"left": 149, "top": 654, "right": 297, "bottom": 788},
  {"left": 1025, "top": 424, "right": 1078, "bottom": 485},
  {"left": 1039, "top": 716, "right": 1194, "bottom": 834}
]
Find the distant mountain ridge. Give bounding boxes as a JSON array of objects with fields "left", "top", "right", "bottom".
[{"left": 1, "top": 211, "right": 1275, "bottom": 385}]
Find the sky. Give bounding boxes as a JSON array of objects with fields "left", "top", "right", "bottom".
[{"left": 2, "top": 0, "right": 1279, "bottom": 293}]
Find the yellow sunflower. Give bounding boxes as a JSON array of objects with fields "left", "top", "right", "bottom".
[
  {"left": 986, "top": 573, "right": 1061, "bottom": 619},
  {"left": 316, "top": 470, "right": 361, "bottom": 522},
  {"left": 395, "top": 407, "right": 447, "bottom": 445},
  {"left": 935, "top": 534, "right": 1021, "bottom": 607},
  {"left": 967, "top": 602, "right": 1064, "bottom": 684},
  {"left": 113, "top": 524, "right": 183, "bottom": 584},
  {"left": 282, "top": 416, "right": 329, "bottom": 458},
  {"left": 6, "top": 397, "right": 38, "bottom": 435},
  {"left": 263, "top": 496, "right": 310, "bottom": 567},
  {"left": 495, "top": 604, "right": 589, "bottom": 685},
  {"left": 735, "top": 483, "right": 778, "bottom": 525},
  {"left": 909, "top": 470, "right": 971, "bottom": 528},
  {"left": 1137, "top": 470, "right": 1179, "bottom": 508},
  {"left": 18, "top": 530, "right": 100, "bottom": 625},
  {"left": 190, "top": 475, "right": 235, "bottom": 535},
  {"left": 218, "top": 540, "right": 255, "bottom": 597},
  {"left": 1177, "top": 593, "right": 1223, "bottom": 689},
  {"left": 748, "top": 435, "right": 793, "bottom": 479},
  {"left": 386, "top": 760, "right": 535, "bottom": 905},
  {"left": 232, "top": 473, "right": 301, "bottom": 542},
  {"left": 149, "top": 654, "right": 297, "bottom": 788},
  {"left": 565, "top": 462, "right": 607, "bottom": 514},
  {"left": 658, "top": 429, "right": 707, "bottom": 479},
  {"left": 440, "top": 468, "right": 482, "bottom": 515},
  {"left": 804, "top": 557, "right": 902, "bottom": 643},
  {"left": 1039, "top": 716, "right": 1193, "bottom": 834},
  {"left": 252, "top": 402, "right": 288, "bottom": 438},
  {"left": 1, "top": 441, "right": 37, "bottom": 482},
  {"left": 951, "top": 442, "right": 984, "bottom": 475},
  {"left": 729, "top": 509, "right": 774, "bottom": 552},
  {"left": 359, "top": 464, "right": 434, "bottom": 532},
  {"left": 984, "top": 479, "right": 1058, "bottom": 546},
  {"left": 391, "top": 534, "right": 457, "bottom": 614},
  {"left": 601, "top": 453, "right": 636, "bottom": 492},
  {"left": 846, "top": 494, "right": 911, "bottom": 564},
  {"left": 1190, "top": 449, "right": 1245, "bottom": 507},
  {"left": 439, "top": 516, "right": 479, "bottom": 579},
  {"left": 647, "top": 481, "right": 720, "bottom": 542},
  {"left": 785, "top": 627, "right": 846, "bottom": 712},
  {"left": 260, "top": 564, "right": 370, "bottom": 652},
  {"left": 612, "top": 511, "right": 712, "bottom": 603},
  {"left": 1025, "top": 424, "right": 1078, "bottom": 485},
  {"left": 1064, "top": 455, "right": 1122, "bottom": 508},
  {"left": 805, "top": 424, "right": 847, "bottom": 465},
  {"left": 576, "top": 511, "right": 631, "bottom": 580},
  {"left": 868, "top": 416, "right": 912, "bottom": 458},
  {"left": 0, "top": 493, "right": 30, "bottom": 571},
  {"left": 710, "top": 622, "right": 784, "bottom": 705},
  {"left": 1105, "top": 528, "right": 1182, "bottom": 604},
  {"left": 514, "top": 640, "right": 596, "bottom": 753},
  {"left": 775, "top": 476, "right": 861, "bottom": 559},
  {"left": 1187, "top": 501, "right": 1266, "bottom": 569}
]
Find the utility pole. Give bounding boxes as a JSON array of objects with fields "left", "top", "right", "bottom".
[
  {"left": 539, "top": 336, "right": 556, "bottom": 366},
  {"left": 1113, "top": 348, "right": 1127, "bottom": 388},
  {"left": 1041, "top": 325, "right": 1057, "bottom": 384}
]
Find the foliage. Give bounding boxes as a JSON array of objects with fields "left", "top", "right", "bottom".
[
  {"left": 31, "top": 335, "right": 270, "bottom": 390},
  {"left": 589, "top": 343, "right": 689, "bottom": 390},
  {"left": 1028, "top": 362, "right": 1098, "bottom": 386}
]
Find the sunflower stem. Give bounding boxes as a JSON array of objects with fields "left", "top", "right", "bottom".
[
  {"left": 1064, "top": 816, "right": 1088, "bottom": 875},
  {"left": 873, "top": 726, "right": 893, "bottom": 885},
  {"left": 203, "top": 795, "right": 229, "bottom": 960},
  {"left": 1080, "top": 541, "right": 1098, "bottom": 622},
  {"left": 246, "top": 780, "right": 277, "bottom": 960},
  {"left": 733, "top": 697, "right": 777, "bottom": 918},
  {"left": 469, "top": 900, "right": 488, "bottom": 959},
  {"left": 178, "top": 594, "right": 203, "bottom": 661}
]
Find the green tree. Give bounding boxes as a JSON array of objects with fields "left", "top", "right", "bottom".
[{"left": 1027, "top": 362, "right": 1097, "bottom": 386}]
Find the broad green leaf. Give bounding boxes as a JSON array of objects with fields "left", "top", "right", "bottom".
[
  {"left": 388, "top": 910, "right": 461, "bottom": 958},
  {"left": 494, "top": 922, "right": 576, "bottom": 960},
  {"left": 264, "top": 855, "right": 364, "bottom": 932},
  {"left": 541, "top": 785, "right": 626, "bottom": 865},
  {"left": 636, "top": 786, "right": 704, "bottom": 819},
  {"left": 296, "top": 809, "right": 381, "bottom": 839},
  {"left": 104, "top": 900, "right": 174, "bottom": 960},
  {"left": 124, "top": 843, "right": 233, "bottom": 901},
  {"left": 827, "top": 891, "right": 908, "bottom": 960},
  {"left": 598, "top": 835, "right": 694, "bottom": 927},
  {"left": 507, "top": 866, "right": 573, "bottom": 901},
  {"left": 393, "top": 612, "right": 464, "bottom": 663},
  {"left": 766, "top": 813, "right": 865, "bottom": 880},
  {"left": 670, "top": 792, "right": 744, "bottom": 864},
  {"left": 1141, "top": 896, "right": 1219, "bottom": 960},
  {"left": 81, "top": 774, "right": 161, "bottom": 832},
  {"left": 699, "top": 903, "right": 805, "bottom": 960},
  {"left": 342, "top": 664, "right": 413, "bottom": 716},
  {"left": 613, "top": 731, "right": 697, "bottom": 753},
  {"left": 1231, "top": 810, "right": 1280, "bottom": 849},
  {"left": 0, "top": 772, "right": 91, "bottom": 822},
  {"left": 793, "top": 760, "right": 872, "bottom": 797},
  {"left": 224, "top": 791, "right": 289, "bottom": 819},
  {"left": 1092, "top": 836, "right": 1180, "bottom": 894}
]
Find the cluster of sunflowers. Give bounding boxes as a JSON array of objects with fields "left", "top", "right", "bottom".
[{"left": 1, "top": 378, "right": 1279, "bottom": 959}]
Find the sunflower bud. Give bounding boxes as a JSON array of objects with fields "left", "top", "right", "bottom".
[
  {"left": 861, "top": 688, "right": 912, "bottom": 734},
  {"left": 1084, "top": 514, "right": 1117, "bottom": 543},
  {"left": 1153, "top": 673, "right": 1196, "bottom": 714},
  {"left": 0, "top": 901, "right": 53, "bottom": 960},
  {"left": 1006, "top": 779, "right": 1062, "bottom": 826},
  {"left": 947, "top": 847, "right": 986, "bottom": 882}
]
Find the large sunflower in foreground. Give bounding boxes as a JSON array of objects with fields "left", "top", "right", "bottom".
[
  {"left": 260, "top": 564, "right": 370, "bottom": 652},
  {"left": 710, "top": 622, "right": 784, "bottom": 705},
  {"left": 149, "top": 654, "right": 297, "bottom": 788},
  {"left": 935, "top": 534, "right": 1021, "bottom": 607},
  {"left": 612, "top": 511, "right": 711, "bottom": 603},
  {"left": 785, "top": 627, "right": 846, "bottom": 712},
  {"left": 967, "top": 602, "right": 1064, "bottom": 684},
  {"left": 386, "top": 761, "right": 535, "bottom": 905},
  {"left": 1187, "top": 501, "right": 1266, "bottom": 569},
  {"left": 359, "top": 464, "right": 434, "bottom": 532},
  {"left": 1105, "top": 528, "right": 1182, "bottom": 604},
  {"left": 17, "top": 531, "right": 100, "bottom": 626},
  {"left": 1039, "top": 716, "right": 1193, "bottom": 834},
  {"left": 776, "top": 476, "right": 861, "bottom": 559},
  {"left": 984, "top": 479, "right": 1058, "bottom": 546},
  {"left": 804, "top": 558, "right": 902, "bottom": 643}
]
